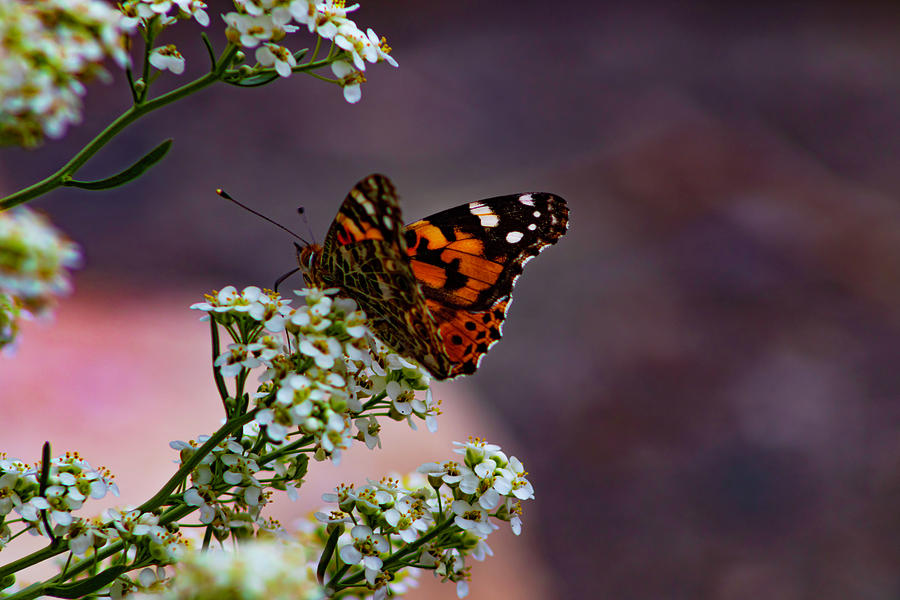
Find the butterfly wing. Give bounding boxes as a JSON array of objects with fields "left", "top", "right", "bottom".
[
  {"left": 318, "top": 174, "right": 455, "bottom": 378},
  {"left": 403, "top": 193, "right": 569, "bottom": 377}
]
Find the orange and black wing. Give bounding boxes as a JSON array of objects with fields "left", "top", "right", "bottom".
[
  {"left": 318, "top": 174, "right": 454, "bottom": 378},
  {"left": 403, "top": 193, "right": 569, "bottom": 377}
]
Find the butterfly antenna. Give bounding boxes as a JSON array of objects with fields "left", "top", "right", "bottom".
[
  {"left": 297, "top": 206, "right": 317, "bottom": 245},
  {"left": 217, "top": 188, "right": 310, "bottom": 246}
]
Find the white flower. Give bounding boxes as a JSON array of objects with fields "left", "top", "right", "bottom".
[
  {"left": 365, "top": 28, "right": 398, "bottom": 67},
  {"left": 184, "top": 487, "right": 215, "bottom": 524},
  {"left": 0, "top": 208, "right": 81, "bottom": 320},
  {"left": 408, "top": 388, "right": 439, "bottom": 432},
  {"left": 307, "top": 294, "right": 333, "bottom": 316},
  {"left": 215, "top": 343, "right": 262, "bottom": 376},
  {"left": 453, "top": 439, "right": 502, "bottom": 466},
  {"left": 456, "top": 464, "right": 499, "bottom": 510},
  {"left": 103, "top": 508, "right": 167, "bottom": 542},
  {"left": 288, "top": 0, "right": 315, "bottom": 27},
  {"left": 0, "top": 0, "right": 133, "bottom": 146},
  {"left": 149, "top": 44, "right": 185, "bottom": 73},
  {"left": 510, "top": 514, "right": 522, "bottom": 535},
  {"left": 0, "top": 471, "right": 23, "bottom": 516},
  {"left": 343, "top": 309, "right": 368, "bottom": 338},
  {"left": 338, "top": 525, "right": 389, "bottom": 585},
  {"left": 504, "top": 455, "right": 534, "bottom": 501},
  {"left": 190, "top": 287, "right": 233, "bottom": 312},
  {"left": 451, "top": 499, "right": 494, "bottom": 537},
  {"left": 173, "top": 0, "right": 209, "bottom": 26},
  {"left": 250, "top": 335, "right": 283, "bottom": 361},
  {"left": 191, "top": 286, "right": 289, "bottom": 331},
  {"left": 354, "top": 416, "right": 381, "bottom": 449},
  {"left": 144, "top": 0, "right": 173, "bottom": 15},
  {"left": 220, "top": 453, "right": 261, "bottom": 488},
  {"left": 331, "top": 60, "right": 363, "bottom": 104},
  {"left": 310, "top": 0, "right": 359, "bottom": 39},
  {"left": 68, "top": 526, "right": 98, "bottom": 556},
  {"left": 44, "top": 486, "right": 81, "bottom": 527},
  {"left": 298, "top": 335, "right": 342, "bottom": 369},
  {"left": 223, "top": 12, "right": 283, "bottom": 48},
  {"left": 417, "top": 460, "right": 462, "bottom": 486},
  {"left": 313, "top": 509, "right": 352, "bottom": 525},
  {"left": 384, "top": 496, "right": 430, "bottom": 543},
  {"left": 14, "top": 497, "right": 46, "bottom": 522},
  {"left": 256, "top": 43, "right": 296, "bottom": 78},
  {"left": 471, "top": 537, "right": 493, "bottom": 561},
  {"left": 334, "top": 23, "right": 369, "bottom": 70}
]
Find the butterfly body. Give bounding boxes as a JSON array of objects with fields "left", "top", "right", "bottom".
[{"left": 300, "top": 174, "right": 569, "bottom": 380}]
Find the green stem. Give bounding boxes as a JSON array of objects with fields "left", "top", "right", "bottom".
[
  {"left": 0, "top": 410, "right": 254, "bottom": 586},
  {"left": 0, "top": 44, "right": 239, "bottom": 210},
  {"left": 209, "top": 320, "right": 231, "bottom": 408},
  {"left": 334, "top": 521, "right": 457, "bottom": 590},
  {"left": 3, "top": 499, "right": 209, "bottom": 600},
  {"left": 308, "top": 35, "right": 321, "bottom": 63},
  {"left": 137, "top": 410, "right": 255, "bottom": 513},
  {"left": 362, "top": 391, "right": 388, "bottom": 411},
  {"left": 137, "top": 17, "right": 157, "bottom": 104},
  {"left": 257, "top": 434, "right": 314, "bottom": 467},
  {"left": 0, "top": 543, "right": 65, "bottom": 583},
  {"left": 381, "top": 520, "right": 455, "bottom": 569}
]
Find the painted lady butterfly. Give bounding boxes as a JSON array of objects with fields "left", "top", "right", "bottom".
[{"left": 299, "top": 174, "right": 569, "bottom": 379}]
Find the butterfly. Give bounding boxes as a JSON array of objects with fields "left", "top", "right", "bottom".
[{"left": 298, "top": 174, "right": 569, "bottom": 380}]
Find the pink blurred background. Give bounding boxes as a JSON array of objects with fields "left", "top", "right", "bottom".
[{"left": 4, "top": 0, "right": 900, "bottom": 598}]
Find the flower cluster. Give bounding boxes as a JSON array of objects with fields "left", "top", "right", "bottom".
[
  {"left": 120, "top": 0, "right": 209, "bottom": 28},
  {"left": 171, "top": 436, "right": 269, "bottom": 535},
  {"left": 220, "top": 0, "right": 398, "bottom": 103},
  {"left": 0, "top": 0, "right": 133, "bottom": 147},
  {"left": 0, "top": 207, "right": 81, "bottom": 349},
  {"left": 0, "top": 452, "right": 114, "bottom": 543},
  {"left": 120, "top": 0, "right": 210, "bottom": 75},
  {"left": 191, "top": 286, "right": 439, "bottom": 464},
  {"left": 121, "top": 0, "right": 398, "bottom": 102},
  {"left": 313, "top": 440, "right": 534, "bottom": 599},
  {"left": 0, "top": 454, "right": 191, "bottom": 576},
  {"left": 136, "top": 540, "right": 324, "bottom": 600},
  {"left": 100, "top": 507, "right": 187, "bottom": 563}
]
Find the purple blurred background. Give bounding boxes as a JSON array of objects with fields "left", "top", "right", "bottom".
[{"left": 4, "top": 0, "right": 900, "bottom": 597}]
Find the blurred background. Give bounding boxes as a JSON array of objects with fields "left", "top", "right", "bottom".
[{"left": 3, "top": 0, "right": 900, "bottom": 597}]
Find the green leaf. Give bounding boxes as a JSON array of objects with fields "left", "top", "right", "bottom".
[
  {"left": 63, "top": 139, "right": 173, "bottom": 190},
  {"left": 1, "top": 573, "right": 15, "bottom": 590},
  {"left": 317, "top": 525, "right": 343, "bottom": 584},
  {"left": 224, "top": 72, "right": 281, "bottom": 87},
  {"left": 43, "top": 565, "right": 128, "bottom": 598},
  {"left": 224, "top": 49, "right": 310, "bottom": 87}
]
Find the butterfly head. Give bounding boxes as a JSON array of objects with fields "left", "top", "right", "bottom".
[{"left": 296, "top": 242, "right": 326, "bottom": 288}]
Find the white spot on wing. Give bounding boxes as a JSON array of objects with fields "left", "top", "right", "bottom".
[
  {"left": 469, "top": 202, "right": 491, "bottom": 215},
  {"left": 533, "top": 210, "right": 541, "bottom": 218},
  {"left": 481, "top": 214, "right": 500, "bottom": 227},
  {"left": 518, "top": 194, "right": 535, "bottom": 206},
  {"left": 506, "top": 231, "right": 524, "bottom": 243},
  {"left": 350, "top": 190, "right": 377, "bottom": 216},
  {"left": 383, "top": 215, "right": 393, "bottom": 228},
  {"left": 528, "top": 223, "right": 537, "bottom": 231},
  {"left": 469, "top": 202, "right": 499, "bottom": 227}
]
